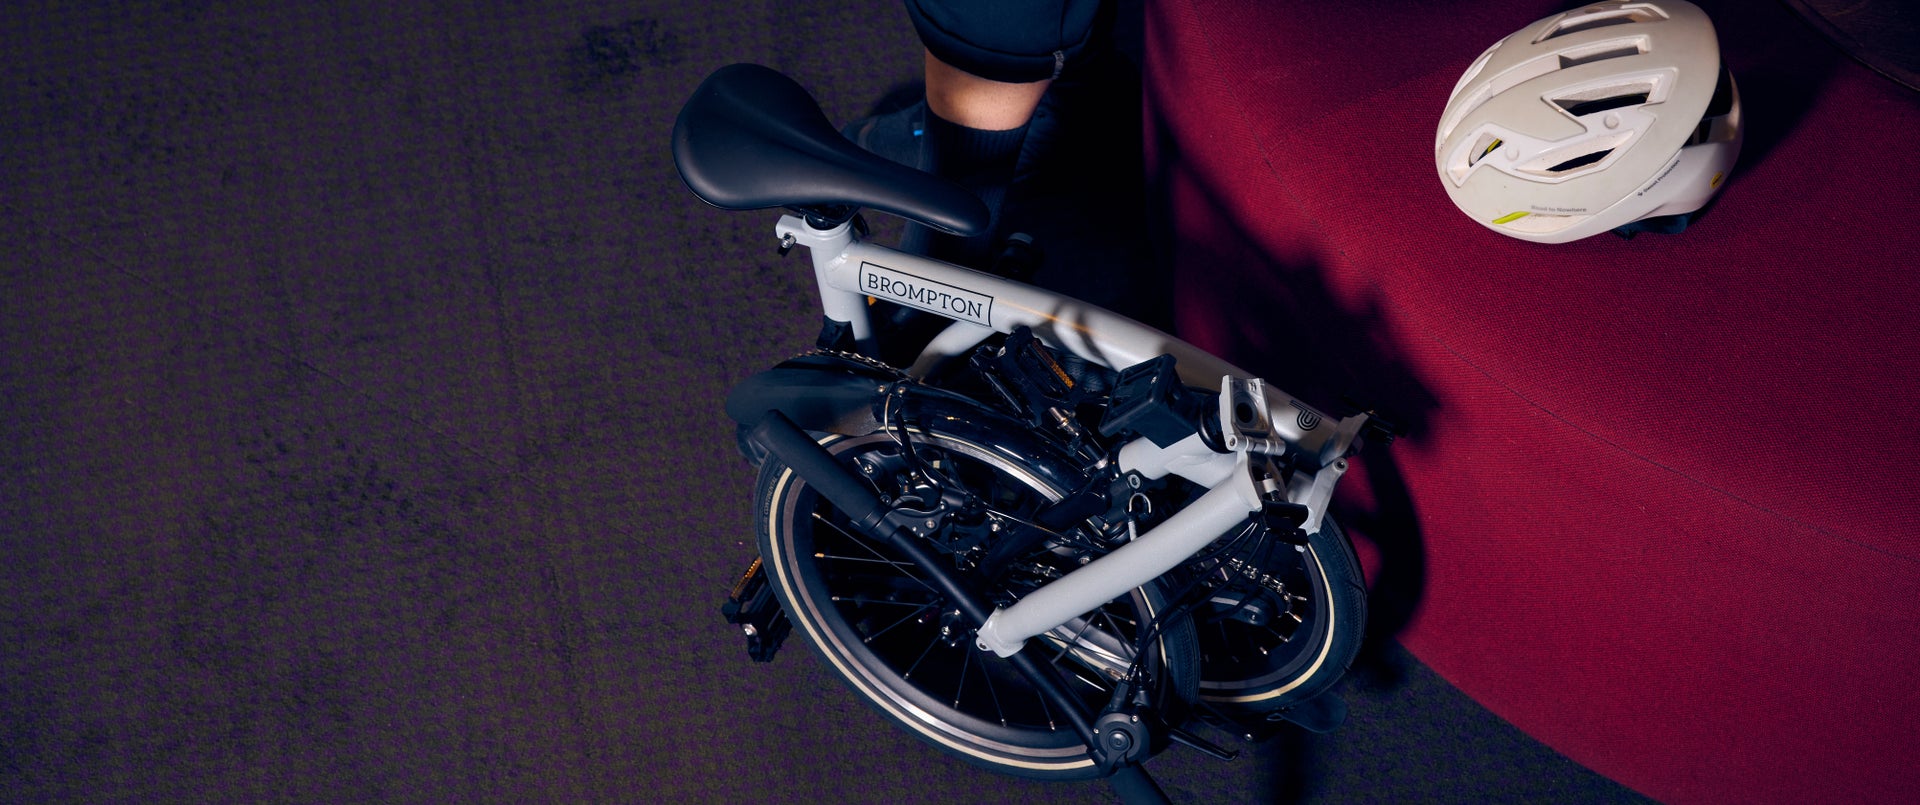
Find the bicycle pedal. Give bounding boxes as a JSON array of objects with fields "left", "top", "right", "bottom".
[
  {"left": 734, "top": 423, "right": 769, "bottom": 467},
  {"left": 721, "top": 556, "right": 790, "bottom": 662}
]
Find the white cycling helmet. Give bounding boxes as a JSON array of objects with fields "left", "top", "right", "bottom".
[{"left": 1435, "top": 0, "right": 1743, "bottom": 243}]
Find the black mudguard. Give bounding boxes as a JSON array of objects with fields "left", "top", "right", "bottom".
[
  {"left": 724, "top": 354, "right": 1090, "bottom": 496},
  {"left": 723, "top": 354, "right": 894, "bottom": 437}
]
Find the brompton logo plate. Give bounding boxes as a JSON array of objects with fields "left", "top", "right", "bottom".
[{"left": 860, "top": 263, "right": 993, "bottom": 327}]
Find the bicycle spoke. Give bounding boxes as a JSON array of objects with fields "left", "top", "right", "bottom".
[
  {"left": 811, "top": 512, "right": 940, "bottom": 597},
  {"left": 1097, "top": 609, "right": 1138, "bottom": 667},
  {"left": 979, "top": 653, "right": 1008, "bottom": 727},
  {"left": 953, "top": 646, "right": 971, "bottom": 707},
  {"left": 816, "top": 553, "right": 920, "bottom": 571},
  {"left": 860, "top": 601, "right": 938, "bottom": 644},
  {"left": 902, "top": 632, "right": 944, "bottom": 681},
  {"left": 1098, "top": 610, "right": 1121, "bottom": 657},
  {"left": 1215, "top": 622, "right": 1244, "bottom": 666},
  {"left": 832, "top": 595, "right": 936, "bottom": 607},
  {"left": 1049, "top": 616, "right": 1096, "bottom": 665},
  {"left": 1034, "top": 676, "right": 1057, "bottom": 732}
]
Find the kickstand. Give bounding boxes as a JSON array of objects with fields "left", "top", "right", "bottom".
[
  {"left": 1107, "top": 763, "right": 1170, "bottom": 805},
  {"left": 1272, "top": 691, "right": 1348, "bottom": 734}
]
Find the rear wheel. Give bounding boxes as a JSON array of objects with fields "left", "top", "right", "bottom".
[{"left": 754, "top": 427, "right": 1197, "bottom": 779}]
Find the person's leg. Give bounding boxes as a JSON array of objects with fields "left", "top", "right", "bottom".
[
  {"left": 903, "top": 49, "right": 1041, "bottom": 264},
  {"left": 922, "top": 49, "right": 1049, "bottom": 131},
  {"left": 848, "top": 1, "right": 1102, "bottom": 267}
]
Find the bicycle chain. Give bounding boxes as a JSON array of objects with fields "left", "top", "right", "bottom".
[
  {"left": 1225, "top": 555, "right": 1300, "bottom": 601},
  {"left": 794, "top": 347, "right": 910, "bottom": 381}
]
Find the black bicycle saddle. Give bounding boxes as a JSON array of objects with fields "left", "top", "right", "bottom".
[{"left": 672, "top": 63, "right": 990, "bottom": 236}]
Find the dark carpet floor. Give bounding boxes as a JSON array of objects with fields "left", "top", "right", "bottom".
[{"left": 3, "top": 2, "right": 1647, "bottom": 802}]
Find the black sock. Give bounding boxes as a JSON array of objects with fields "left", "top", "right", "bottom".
[{"left": 902, "top": 112, "right": 1028, "bottom": 267}]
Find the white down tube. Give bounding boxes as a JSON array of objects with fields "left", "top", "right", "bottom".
[{"left": 972, "top": 452, "right": 1260, "bottom": 658}]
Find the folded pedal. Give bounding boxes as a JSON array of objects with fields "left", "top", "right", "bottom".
[{"left": 721, "top": 556, "right": 789, "bottom": 662}]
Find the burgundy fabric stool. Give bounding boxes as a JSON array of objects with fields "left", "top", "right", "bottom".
[{"left": 1141, "top": 1, "right": 1920, "bottom": 801}]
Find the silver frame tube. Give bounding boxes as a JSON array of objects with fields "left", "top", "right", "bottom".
[{"left": 974, "top": 453, "right": 1261, "bottom": 657}]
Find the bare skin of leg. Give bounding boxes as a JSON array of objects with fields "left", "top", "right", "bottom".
[{"left": 922, "top": 49, "right": 1050, "bottom": 132}]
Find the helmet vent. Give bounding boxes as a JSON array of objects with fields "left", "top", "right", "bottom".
[
  {"left": 1468, "top": 133, "right": 1504, "bottom": 166},
  {"left": 1687, "top": 64, "right": 1738, "bottom": 146},
  {"left": 1558, "top": 43, "right": 1645, "bottom": 69},
  {"left": 1537, "top": 6, "right": 1668, "bottom": 42},
  {"left": 1545, "top": 149, "right": 1615, "bottom": 173},
  {"left": 1555, "top": 92, "right": 1650, "bottom": 117},
  {"left": 1703, "top": 63, "right": 1734, "bottom": 117}
]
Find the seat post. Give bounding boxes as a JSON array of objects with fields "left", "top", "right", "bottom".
[{"left": 776, "top": 214, "right": 875, "bottom": 355}]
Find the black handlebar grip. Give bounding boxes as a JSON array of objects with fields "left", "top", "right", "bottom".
[{"left": 749, "top": 411, "right": 891, "bottom": 538}]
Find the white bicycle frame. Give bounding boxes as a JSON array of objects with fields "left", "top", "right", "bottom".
[{"left": 777, "top": 214, "right": 1370, "bottom": 658}]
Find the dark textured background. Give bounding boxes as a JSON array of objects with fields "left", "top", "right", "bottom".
[{"left": 3, "top": 2, "right": 1644, "bottom": 801}]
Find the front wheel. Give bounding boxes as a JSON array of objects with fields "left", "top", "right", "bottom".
[
  {"left": 754, "top": 427, "right": 1198, "bottom": 780},
  {"left": 1191, "top": 515, "right": 1367, "bottom": 717}
]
